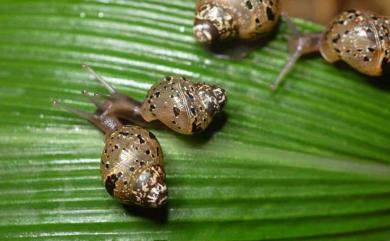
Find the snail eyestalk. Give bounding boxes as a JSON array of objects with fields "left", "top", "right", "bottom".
[
  {"left": 81, "top": 64, "right": 147, "bottom": 127},
  {"left": 52, "top": 99, "right": 121, "bottom": 134},
  {"left": 271, "top": 13, "right": 321, "bottom": 91},
  {"left": 81, "top": 90, "right": 110, "bottom": 113},
  {"left": 52, "top": 99, "right": 94, "bottom": 121},
  {"left": 271, "top": 47, "right": 303, "bottom": 91},
  {"left": 82, "top": 64, "right": 116, "bottom": 94}
]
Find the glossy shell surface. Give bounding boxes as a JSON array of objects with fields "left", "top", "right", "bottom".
[
  {"left": 141, "top": 76, "right": 226, "bottom": 135},
  {"left": 321, "top": 10, "right": 390, "bottom": 76},
  {"left": 194, "top": 0, "right": 280, "bottom": 42},
  {"left": 100, "top": 125, "right": 167, "bottom": 208}
]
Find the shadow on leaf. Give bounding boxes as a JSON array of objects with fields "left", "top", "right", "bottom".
[
  {"left": 203, "top": 24, "right": 280, "bottom": 60},
  {"left": 122, "top": 203, "right": 169, "bottom": 224},
  {"left": 174, "top": 112, "right": 229, "bottom": 147}
]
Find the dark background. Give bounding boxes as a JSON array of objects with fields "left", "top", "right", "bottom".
[{"left": 283, "top": 0, "right": 390, "bottom": 25}]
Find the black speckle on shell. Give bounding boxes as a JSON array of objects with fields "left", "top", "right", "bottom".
[
  {"left": 266, "top": 7, "right": 275, "bottom": 21},
  {"left": 173, "top": 107, "right": 180, "bottom": 117},
  {"left": 104, "top": 173, "right": 118, "bottom": 196},
  {"left": 245, "top": 0, "right": 253, "bottom": 10}
]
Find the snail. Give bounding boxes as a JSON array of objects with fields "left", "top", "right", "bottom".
[
  {"left": 52, "top": 98, "right": 167, "bottom": 208},
  {"left": 193, "top": 0, "right": 281, "bottom": 44},
  {"left": 271, "top": 10, "right": 390, "bottom": 90},
  {"left": 81, "top": 64, "right": 227, "bottom": 135}
]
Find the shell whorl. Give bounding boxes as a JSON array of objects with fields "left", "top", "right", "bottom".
[
  {"left": 320, "top": 10, "right": 390, "bottom": 76},
  {"left": 194, "top": 0, "right": 280, "bottom": 43},
  {"left": 141, "top": 76, "right": 227, "bottom": 135},
  {"left": 194, "top": 2, "right": 237, "bottom": 44},
  {"left": 100, "top": 125, "right": 167, "bottom": 208}
]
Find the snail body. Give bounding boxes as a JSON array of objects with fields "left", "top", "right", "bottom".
[
  {"left": 141, "top": 76, "right": 226, "bottom": 135},
  {"left": 272, "top": 10, "right": 390, "bottom": 90},
  {"left": 81, "top": 65, "right": 227, "bottom": 135},
  {"left": 53, "top": 74, "right": 167, "bottom": 208},
  {"left": 194, "top": 0, "right": 281, "bottom": 44}
]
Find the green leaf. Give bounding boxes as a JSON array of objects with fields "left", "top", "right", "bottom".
[{"left": 0, "top": 0, "right": 389, "bottom": 240}]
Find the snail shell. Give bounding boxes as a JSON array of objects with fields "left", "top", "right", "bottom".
[
  {"left": 140, "top": 76, "right": 227, "bottom": 135},
  {"left": 194, "top": 0, "right": 280, "bottom": 44},
  {"left": 321, "top": 10, "right": 390, "bottom": 76},
  {"left": 101, "top": 125, "right": 167, "bottom": 208},
  {"left": 271, "top": 10, "right": 390, "bottom": 90}
]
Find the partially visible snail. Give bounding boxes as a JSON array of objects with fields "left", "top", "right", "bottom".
[
  {"left": 52, "top": 99, "right": 167, "bottom": 208},
  {"left": 81, "top": 64, "right": 227, "bottom": 135},
  {"left": 271, "top": 10, "right": 390, "bottom": 90},
  {"left": 193, "top": 0, "right": 281, "bottom": 44}
]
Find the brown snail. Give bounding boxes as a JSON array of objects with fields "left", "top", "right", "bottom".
[
  {"left": 52, "top": 97, "right": 167, "bottom": 208},
  {"left": 193, "top": 0, "right": 281, "bottom": 44},
  {"left": 81, "top": 64, "right": 227, "bottom": 135},
  {"left": 272, "top": 10, "right": 390, "bottom": 90}
]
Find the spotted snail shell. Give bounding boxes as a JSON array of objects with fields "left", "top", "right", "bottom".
[
  {"left": 101, "top": 125, "right": 167, "bottom": 208},
  {"left": 140, "top": 76, "right": 227, "bottom": 135},
  {"left": 194, "top": 0, "right": 280, "bottom": 44},
  {"left": 321, "top": 10, "right": 390, "bottom": 76}
]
